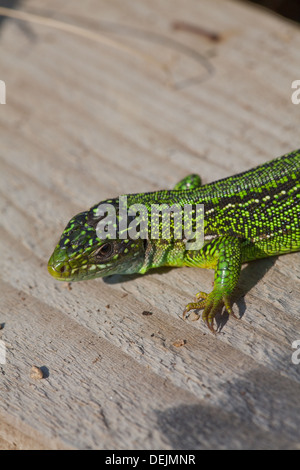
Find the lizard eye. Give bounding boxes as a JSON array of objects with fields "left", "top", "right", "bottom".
[{"left": 95, "top": 243, "right": 113, "bottom": 259}]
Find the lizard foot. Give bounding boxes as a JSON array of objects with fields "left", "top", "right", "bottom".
[{"left": 183, "top": 291, "right": 239, "bottom": 333}]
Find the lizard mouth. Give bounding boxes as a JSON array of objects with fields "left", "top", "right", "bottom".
[{"left": 48, "top": 246, "right": 106, "bottom": 281}]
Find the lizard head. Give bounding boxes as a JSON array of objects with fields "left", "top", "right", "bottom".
[{"left": 48, "top": 198, "right": 148, "bottom": 282}]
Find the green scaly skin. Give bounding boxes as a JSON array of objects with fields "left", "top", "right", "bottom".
[{"left": 48, "top": 150, "right": 300, "bottom": 333}]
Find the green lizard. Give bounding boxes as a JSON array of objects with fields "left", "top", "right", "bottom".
[{"left": 48, "top": 150, "right": 300, "bottom": 333}]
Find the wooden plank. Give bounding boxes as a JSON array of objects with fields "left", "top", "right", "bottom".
[{"left": 0, "top": 0, "right": 300, "bottom": 449}]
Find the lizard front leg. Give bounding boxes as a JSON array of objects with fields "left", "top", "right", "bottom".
[{"left": 183, "top": 236, "right": 242, "bottom": 332}]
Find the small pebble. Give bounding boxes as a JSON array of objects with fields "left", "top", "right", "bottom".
[
  {"left": 30, "top": 365, "right": 44, "bottom": 380},
  {"left": 142, "top": 310, "right": 153, "bottom": 316},
  {"left": 172, "top": 339, "right": 186, "bottom": 347}
]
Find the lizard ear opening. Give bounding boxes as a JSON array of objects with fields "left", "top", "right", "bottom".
[{"left": 95, "top": 243, "right": 114, "bottom": 260}]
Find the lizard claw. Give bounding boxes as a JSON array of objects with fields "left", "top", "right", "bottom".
[
  {"left": 183, "top": 291, "right": 237, "bottom": 333},
  {"left": 183, "top": 296, "right": 207, "bottom": 320}
]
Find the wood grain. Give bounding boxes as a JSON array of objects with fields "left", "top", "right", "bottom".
[{"left": 0, "top": 0, "right": 300, "bottom": 449}]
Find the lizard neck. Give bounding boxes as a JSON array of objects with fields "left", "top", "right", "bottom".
[{"left": 139, "top": 239, "right": 186, "bottom": 273}]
